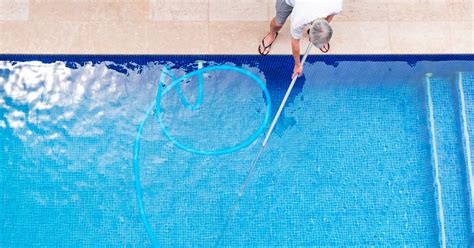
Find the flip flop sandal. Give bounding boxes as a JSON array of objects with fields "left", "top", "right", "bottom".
[
  {"left": 319, "top": 43, "right": 330, "bottom": 53},
  {"left": 258, "top": 32, "right": 279, "bottom": 56}
]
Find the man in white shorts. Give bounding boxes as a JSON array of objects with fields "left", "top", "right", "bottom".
[{"left": 258, "top": 0, "right": 343, "bottom": 78}]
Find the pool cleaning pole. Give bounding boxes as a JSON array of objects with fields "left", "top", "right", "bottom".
[
  {"left": 217, "top": 43, "right": 314, "bottom": 244},
  {"left": 237, "top": 43, "right": 313, "bottom": 197}
]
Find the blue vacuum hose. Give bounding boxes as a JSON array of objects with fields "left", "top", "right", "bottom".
[{"left": 133, "top": 64, "right": 272, "bottom": 246}]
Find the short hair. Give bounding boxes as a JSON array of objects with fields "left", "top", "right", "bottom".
[{"left": 309, "top": 19, "right": 333, "bottom": 48}]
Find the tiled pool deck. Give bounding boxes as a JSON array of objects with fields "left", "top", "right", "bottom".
[{"left": 0, "top": 0, "right": 472, "bottom": 54}]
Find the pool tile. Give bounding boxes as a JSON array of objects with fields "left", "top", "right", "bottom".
[
  {"left": 388, "top": 0, "right": 448, "bottom": 21},
  {"left": 32, "top": 21, "right": 91, "bottom": 54},
  {"left": 149, "top": 0, "right": 208, "bottom": 21},
  {"left": 148, "top": 22, "right": 209, "bottom": 54},
  {"left": 336, "top": 0, "right": 388, "bottom": 21},
  {"left": 268, "top": 0, "right": 276, "bottom": 21},
  {"left": 447, "top": 0, "right": 473, "bottom": 21},
  {"left": 209, "top": 21, "right": 268, "bottom": 54},
  {"left": 330, "top": 21, "right": 391, "bottom": 54},
  {"left": 0, "top": 21, "right": 30, "bottom": 53},
  {"left": 389, "top": 21, "right": 451, "bottom": 53},
  {"left": 89, "top": 1, "right": 148, "bottom": 22},
  {"left": 0, "top": 0, "right": 29, "bottom": 21},
  {"left": 88, "top": 22, "right": 148, "bottom": 54},
  {"left": 209, "top": 0, "right": 268, "bottom": 22},
  {"left": 0, "top": 21, "right": 91, "bottom": 54},
  {"left": 29, "top": 0, "right": 91, "bottom": 22},
  {"left": 449, "top": 21, "right": 473, "bottom": 53}
]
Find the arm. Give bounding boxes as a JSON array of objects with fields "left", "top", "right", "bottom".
[
  {"left": 326, "top": 15, "right": 335, "bottom": 23},
  {"left": 291, "top": 37, "right": 303, "bottom": 78}
]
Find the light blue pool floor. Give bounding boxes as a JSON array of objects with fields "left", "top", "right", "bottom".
[{"left": 0, "top": 56, "right": 473, "bottom": 246}]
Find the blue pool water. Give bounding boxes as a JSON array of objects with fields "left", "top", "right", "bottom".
[{"left": 1, "top": 55, "right": 473, "bottom": 246}]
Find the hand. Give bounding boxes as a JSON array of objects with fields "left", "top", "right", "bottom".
[{"left": 292, "top": 64, "right": 303, "bottom": 79}]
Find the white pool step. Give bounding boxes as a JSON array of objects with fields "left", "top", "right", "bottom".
[
  {"left": 423, "top": 72, "right": 471, "bottom": 246},
  {"left": 455, "top": 71, "right": 474, "bottom": 245}
]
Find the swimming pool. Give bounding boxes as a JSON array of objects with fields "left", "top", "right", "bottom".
[{"left": 1, "top": 55, "right": 473, "bottom": 246}]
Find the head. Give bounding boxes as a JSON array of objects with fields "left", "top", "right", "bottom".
[{"left": 309, "top": 19, "right": 333, "bottom": 48}]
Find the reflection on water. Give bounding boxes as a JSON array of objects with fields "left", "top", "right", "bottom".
[{"left": 1, "top": 58, "right": 472, "bottom": 246}]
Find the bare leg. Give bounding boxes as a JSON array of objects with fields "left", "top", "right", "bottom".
[
  {"left": 260, "top": 17, "right": 284, "bottom": 54},
  {"left": 271, "top": 17, "right": 284, "bottom": 32}
]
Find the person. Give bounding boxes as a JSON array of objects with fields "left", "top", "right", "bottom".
[{"left": 258, "top": 0, "right": 343, "bottom": 78}]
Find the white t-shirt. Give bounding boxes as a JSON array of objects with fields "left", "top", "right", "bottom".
[{"left": 285, "top": 0, "right": 343, "bottom": 39}]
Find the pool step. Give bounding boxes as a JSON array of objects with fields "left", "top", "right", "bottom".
[
  {"left": 423, "top": 73, "right": 471, "bottom": 246},
  {"left": 455, "top": 71, "right": 474, "bottom": 245}
]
